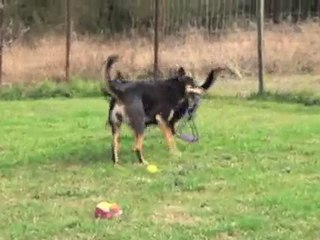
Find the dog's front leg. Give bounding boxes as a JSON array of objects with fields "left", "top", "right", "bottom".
[{"left": 156, "top": 115, "right": 181, "bottom": 157}]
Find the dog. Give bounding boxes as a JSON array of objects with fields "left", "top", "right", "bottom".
[{"left": 102, "top": 55, "right": 237, "bottom": 165}]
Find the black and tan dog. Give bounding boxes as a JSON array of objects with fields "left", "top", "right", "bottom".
[{"left": 102, "top": 55, "right": 236, "bottom": 165}]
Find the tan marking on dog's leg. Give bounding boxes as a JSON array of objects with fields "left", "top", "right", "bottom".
[
  {"left": 114, "top": 130, "right": 121, "bottom": 151},
  {"left": 112, "top": 126, "right": 121, "bottom": 165},
  {"left": 156, "top": 115, "right": 180, "bottom": 155},
  {"left": 134, "top": 134, "right": 148, "bottom": 165}
]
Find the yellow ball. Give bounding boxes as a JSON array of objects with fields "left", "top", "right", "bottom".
[{"left": 146, "top": 164, "right": 159, "bottom": 173}]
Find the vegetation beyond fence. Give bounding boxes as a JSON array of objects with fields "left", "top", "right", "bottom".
[
  {"left": 4, "top": 0, "right": 320, "bottom": 37},
  {"left": 0, "top": 0, "right": 319, "bottom": 90}
]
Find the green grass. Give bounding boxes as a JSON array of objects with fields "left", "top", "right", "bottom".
[
  {"left": 248, "top": 91, "right": 320, "bottom": 106},
  {"left": 0, "top": 79, "right": 102, "bottom": 100},
  {"left": 1, "top": 74, "right": 320, "bottom": 108},
  {"left": 1, "top": 97, "right": 320, "bottom": 239}
]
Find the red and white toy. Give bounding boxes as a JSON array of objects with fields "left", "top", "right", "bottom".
[{"left": 94, "top": 201, "right": 123, "bottom": 219}]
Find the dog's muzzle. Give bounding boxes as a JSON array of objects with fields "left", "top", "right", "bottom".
[{"left": 186, "top": 85, "right": 204, "bottom": 95}]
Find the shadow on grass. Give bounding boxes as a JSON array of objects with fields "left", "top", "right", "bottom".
[
  {"left": 1, "top": 133, "right": 164, "bottom": 170},
  {"left": 247, "top": 91, "right": 320, "bottom": 107},
  {"left": 0, "top": 137, "right": 119, "bottom": 169},
  {"left": 204, "top": 90, "right": 320, "bottom": 107}
]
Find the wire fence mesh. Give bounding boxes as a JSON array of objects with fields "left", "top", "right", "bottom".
[
  {"left": 3, "top": 0, "right": 319, "bottom": 36},
  {"left": 0, "top": 0, "right": 319, "bottom": 95}
]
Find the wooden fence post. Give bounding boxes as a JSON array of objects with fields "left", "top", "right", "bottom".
[
  {"left": 154, "top": 0, "right": 159, "bottom": 80},
  {"left": 257, "top": 0, "right": 265, "bottom": 94},
  {"left": 65, "top": 0, "right": 71, "bottom": 82},
  {"left": 318, "top": 0, "right": 320, "bottom": 22}
]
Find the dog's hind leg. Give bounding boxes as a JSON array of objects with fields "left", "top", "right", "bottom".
[
  {"left": 156, "top": 114, "right": 181, "bottom": 157},
  {"left": 126, "top": 99, "right": 148, "bottom": 165},
  {"left": 108, "top": 98, "right": 123, "bottom": 165},
  {"left": 133, "top": 133, "right": 148, "bottom": 165},
  {"left": 111, "top": 123, "right": 121, "bottom": 165}
]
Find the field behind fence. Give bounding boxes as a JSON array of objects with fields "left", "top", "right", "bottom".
[{"left": 0, "top": 0, "right": 320, "bottom": 96}]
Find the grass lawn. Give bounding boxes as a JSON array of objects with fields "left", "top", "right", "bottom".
[{"left": 0, "top": 97, "right": 320, "bottom": 240}]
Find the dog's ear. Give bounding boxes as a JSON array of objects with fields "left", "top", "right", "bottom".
[{"left": 177, "top": 67, "right": 186, "bottom": 77}]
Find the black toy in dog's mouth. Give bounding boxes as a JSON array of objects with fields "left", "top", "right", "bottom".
[{"left": 176, "top": 95, "right": 201, "bottom": 143}]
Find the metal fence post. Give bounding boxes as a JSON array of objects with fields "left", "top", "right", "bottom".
[
  {"left": 65, "top": 0, "right": 71, "bottom": 82},
  {"left": 154, "top": 0, "right": 159, "bottom": 80},
  {"left": 257, "top": 0, "right": 265, "bottom": 94}
]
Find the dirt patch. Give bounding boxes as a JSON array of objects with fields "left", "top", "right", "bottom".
[{"left": 152, "top": 204, "right": 200, "bottom": 226}]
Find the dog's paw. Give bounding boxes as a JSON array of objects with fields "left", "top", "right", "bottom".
[
  {"left": 170, "top": 149, "right": 182, "bottom": 158},
  {"left": 140, "top": 160, "right": 149, "bottom": 166},
  {"left": 134, "top": 160, "right": 149, "bottom": 166},
  {"left": 113, "top": 162, "right": 123, "bottom": 169}
]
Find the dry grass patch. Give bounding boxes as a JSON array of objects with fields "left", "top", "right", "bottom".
[
  {"left": 152, "top": 204, "right": 201, "bottom": 226},
  {"left": 2, "top": 22, "right": 320, "bottom": 84}
]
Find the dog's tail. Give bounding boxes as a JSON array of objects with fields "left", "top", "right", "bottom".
[
  {"left": 201, "top": 65, "right": 242, "bottom": 91},
  {"left": 101, "top": 54, "right": 120, "bottom": 98},
  {"left": 101, "top": 54, "right": 125, "bottom": 100},
  {"left": 200, "top": 68, "right": 225, "bottom": 90}
]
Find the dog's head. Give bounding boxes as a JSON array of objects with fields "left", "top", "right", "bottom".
[
  {"left": 175, "top": 65, "right": 241, "bottom": 97},
  {"left": 175, "top": 67, "right": 204, "bottom": 97}
]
